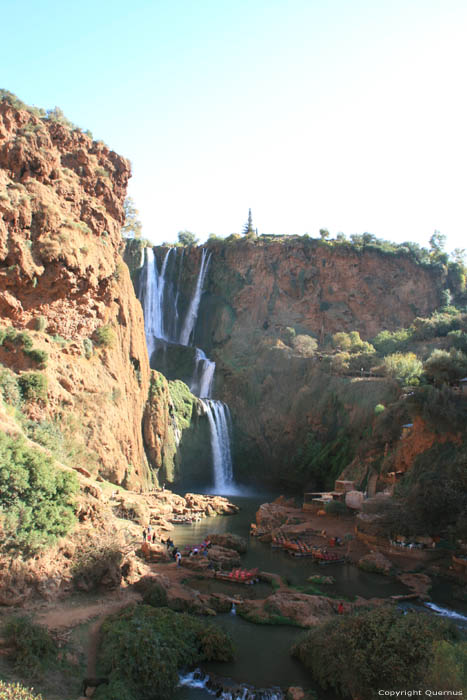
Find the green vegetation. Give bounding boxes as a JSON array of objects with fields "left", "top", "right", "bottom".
[
  {"left": 3, "top": 617, "right": 58, "bottom": 677},
  {"left": 93, "top": 325, "right": 116, "bottom": 348},
  {"left": 0, "top": 681, "right": 44, "bottom": 699},
  {"left": 18, "top": 373, "right": 48, "bottom": 402},
  {"left": 382, "top": 352, "right": 423, "bottom": 385},
  {"left": 332, "top": 331, "right": 375, "bottom": 354},
  {"left": 292, "top": 607, "right": 461, "bottom": 699},
  {"left": 121, "top": 197, "right": 143, "bottom": 239},
  {"left": 0, "top": 369, "right": 21, "bottom": 407},
  {"left": 177, "top": 230, "right": 198, "bottom": 246},
  {"left": 0, "top": 432, "right": 78, "bottom": 554},
  {"left": 34, "top": 317, "right": 47, "bottom": 332},
  {"left": 142, "top": 580, "right": 168, "bottom": 608},
  {"left": 82, "top": 338, "right": 93, "bottom": 359},
  {"left": 242, "top": 208, "right": 255, "bottom": 235},
  {"left": 388, "top": 441, "right": 467, "bottom": 540},
  {"left": 95, "top": 605, "right": 234, "bottom": 700},
  {"left": 23, "top": 349, "right": 48, "bottom": 368},
  {"left": 168, "top": 379, "right": 197, "bottom": 432}
]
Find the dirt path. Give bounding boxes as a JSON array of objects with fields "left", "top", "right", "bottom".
[{"left": 35, "top": 588, "right": 142, "bottom": 676}]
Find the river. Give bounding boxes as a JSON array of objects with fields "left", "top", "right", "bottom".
[{"left": 169, "top": 493, "right": 463, "bottom": 699}]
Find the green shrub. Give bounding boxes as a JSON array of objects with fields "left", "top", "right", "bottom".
[
  {"left": 94, "top": 325, "right": 116, "bottom": 348},
  {"left": 332, "top": 331, "right": 375, "bottom": 354},
  {"left": 0, "top": 370, "right": 21, "bottom": 406},
  {"left": 142, "top": 582, "right": 168, "bottom": 608},
  {"left": 15, "top": 331, "right": 33, "bottom": 351},
  {"left": 0, "top": 680, "right": 45, "bottom": 699},
  {"left": 72, "top": 540, "right": 122, "bottom": 591},
  {"left": 372, "top": 328, "right": 412, "bottom": 354},
  {"left": 24, "top": 349, "right": 48, "bottom": 367},
  {"left": 95, "top": 166, "right": 109, "bottom": 178},
  {"left": 83, "top": 338, "right": 93, "bottom": 358},
  {"left": 427, "top": 640, "right": 467, "bottom": 691},
  {"left": 18, "top": 372, "right": 48, "bottom": 402},
  {"left": 423, "top": 348, "right": 467, "bottom": 386},
  {"left": 96, "top": 605, "right": 234, "bottom": 700},
  {"left": 3, "top": 616, "right": 58, "bottom": 676},
  {"left": 0, "top": 432, "right": 78, "bottom": 553},
  {"left": 24, "top": 420, "right": 64, "bottom": 453},
  {"left": 292, "top": 334, "right": 318, "bottom": 356},
  {"left": 382, "top": 352, "right": 423, "bottom": 385},
  {"left": 34, "top": 316, "right": 47, "bottom": 332},
  {"left": 292, "top": 607, "right": 460, "bottom": 699}
]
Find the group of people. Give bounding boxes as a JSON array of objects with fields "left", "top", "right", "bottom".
[{"left": 142, "top": 525, "right": 158, "bottom": 544}]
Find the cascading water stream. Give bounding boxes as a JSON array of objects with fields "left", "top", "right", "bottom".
[
  {"left": 138, "top": 245, "right": 236, "bottom": 491},
  {"left": 178, "top": 669, "right": 284, "bottom": 700},
  {"left": 179, "top": 248, "right": 212, "bottom": 345},
  {"left": 200, "top": 399, "right": 235, "bottom": 493}
]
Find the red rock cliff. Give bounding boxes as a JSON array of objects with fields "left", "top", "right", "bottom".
[{"left": 0, "top": 101, "right": 151, "bottom": 487}]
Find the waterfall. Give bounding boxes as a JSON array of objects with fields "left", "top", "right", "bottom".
[
  {"left": 179, "top": 248, "right": 211, "bottom": 345},
  {"left": 178, "top": 668, "right": 284, "bottom": 700},
  {"left": 424, "top": 602, "right": 467, "bottom": 624},
  {"left": 138, "top": 245, "right": 237, "bottom": 491},
  {"left": 192, "top": 349, "right": 216, "bottom": 399},
  {"left": 201, "top": 399, "right": 235, "bottom": 493}
]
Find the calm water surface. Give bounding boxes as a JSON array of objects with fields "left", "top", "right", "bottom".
[{"left": 169, "top": 493, "right": 428, "bottom": 698}]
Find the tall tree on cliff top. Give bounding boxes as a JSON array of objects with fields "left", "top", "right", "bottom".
[
  {"left": 242, "top": 208, "right": 255, "bottom": 235},
  {"left": 122, "top": 197, "right": 142, "bottom": 239}
]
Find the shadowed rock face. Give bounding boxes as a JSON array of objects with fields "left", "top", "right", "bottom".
[
  {"left": 140, "top": 240, "right": 443, "bottom": 485},
  {"left": 0, "top": 101, "right": 151, "bottom": 487}
]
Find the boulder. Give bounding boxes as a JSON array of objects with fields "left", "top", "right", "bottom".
[
  {"left": 207, "top": 533, "right": 248, "bottom": 553},
  {"left": 397, "top": 573, "right": 432, "bottom": 600},
  {"left": 208, "top": 545, "right": 241, "bottom": 569},
  {"left": 357, "top": 551, "right": 393, "bottom": 575}
]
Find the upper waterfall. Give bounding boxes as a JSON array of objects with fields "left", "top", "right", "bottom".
[{"left": 179, "top": 248, "right": 211, "bottom": 346}]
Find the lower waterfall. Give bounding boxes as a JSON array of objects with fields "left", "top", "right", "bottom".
[{"left": 201, "top": 399, "right": 236, "bottom": 494}]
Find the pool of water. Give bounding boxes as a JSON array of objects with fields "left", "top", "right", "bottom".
[{"left": 166, "top": 494, "right": 422, "bottom": 697}]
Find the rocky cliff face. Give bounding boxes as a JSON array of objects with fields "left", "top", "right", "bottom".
[
  {"left": 0, "top": 100, "right": 153, "bottom": 487},
  {"left": 141, "top": 238, "right": 444, "bottom": 485}
]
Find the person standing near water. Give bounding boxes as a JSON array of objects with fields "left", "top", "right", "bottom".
[{"left": 175, "top": 551, "right": 182, "bottom": 567}]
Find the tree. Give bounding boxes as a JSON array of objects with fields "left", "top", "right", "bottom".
[
  {"left": 242, "top": 208, "right": 255, "bottom": 235},
  {"left": 382, "top": 352, "right": 423, "bottom": 385},
  {"left": 121, "top": 197, "right": 142, "bottom": 239},
  {"left": 292, "top": 607, "right": 460, "bottom": 699},
  {"left": 319, "top": 228, "right": 330, "bottom": 240},
  {"left": 177, "top": 230, "right": 198, "bottom": 246},
  {"left": 423, "top": 348, "right": 467, "bottom": 386},
  {"left": 429, "top": 230, "right": 447, "bottom": 254}
]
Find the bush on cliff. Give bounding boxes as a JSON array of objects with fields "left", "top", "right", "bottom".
[
  {"left": 93, "top": 325, "right": 116, "bottom": 348},
  {"left": 0, "top": 432, "right": 78, "bottom": 553},
  {"left": 95, "top": 604, "right": 234, "bottom": 700},
  {"left": 292, "top": 607, "right": 460, "bottom": 699},
  {"left": 18, "top": 372, "right": 48, "bottom": 402},
  {"left": 0, "top": 681, "right": 44, "bottom": 700}
]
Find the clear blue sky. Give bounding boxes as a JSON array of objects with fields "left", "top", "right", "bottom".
[{"left": 2, "top": 0, "right": 467, "bottom": 250}]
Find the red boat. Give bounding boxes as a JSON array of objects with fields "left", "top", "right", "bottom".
[{"left": 214, "top": 568, "right": 260, "bottom": 584}]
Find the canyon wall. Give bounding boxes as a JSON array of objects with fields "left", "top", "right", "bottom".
[
  {"left": 0, "top": 100, "right": 155, "bottom": 487},
  {"left": 141, "top": 238, "right": 444, "bottom": 486}
]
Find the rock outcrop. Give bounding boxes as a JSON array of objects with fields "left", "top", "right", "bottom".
[{"left": 0, "top": 100, "right": 152, "bottom": 487}]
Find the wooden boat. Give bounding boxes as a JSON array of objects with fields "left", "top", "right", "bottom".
[{"left": 214, "top": 568, "right": 260, "bottom": 585}]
